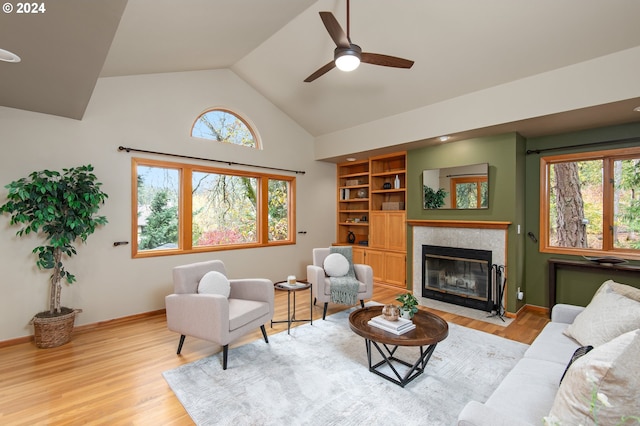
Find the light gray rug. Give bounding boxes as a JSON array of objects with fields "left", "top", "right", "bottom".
[{"left": 163, "top": 306, "right": 528, "bottom": 426}]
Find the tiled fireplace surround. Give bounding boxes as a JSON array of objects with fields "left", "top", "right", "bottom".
[{"left": 409, "top": 220, "right": 510, "bottom": 313}]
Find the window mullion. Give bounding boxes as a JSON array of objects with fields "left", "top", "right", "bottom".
[
  {"left": 602, "top": 158, "right": 615, "bottom": 251},
  {"left": 182, "top": 167, "right": 193, "bottom": 251}
]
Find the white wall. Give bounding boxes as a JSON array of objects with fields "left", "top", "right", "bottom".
[{"left": 0, "top": 69, "right": 336, "bottom": 341}]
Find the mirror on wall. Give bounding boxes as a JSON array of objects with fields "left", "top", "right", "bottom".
[{"left": 423, "top": 163, "right": 489, "bottom": 209}]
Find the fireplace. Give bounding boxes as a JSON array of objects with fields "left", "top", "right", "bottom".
[{"left": 422, "top": 245, "right": 493, "bottom": 312}]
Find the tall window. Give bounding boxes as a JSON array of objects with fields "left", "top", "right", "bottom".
[
  {"left": 191, "top": 109, "right": 260, "bottom": 149},
  {"left": 133, "top": 158, "right": 294, "bottom": 257},
  {"left": 540, "top": 147, "right": 640, "bottom": 258}
]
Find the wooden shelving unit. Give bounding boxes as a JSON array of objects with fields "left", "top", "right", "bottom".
[{"left": 335, "top": 152, "right": 407, "bottom": 288}]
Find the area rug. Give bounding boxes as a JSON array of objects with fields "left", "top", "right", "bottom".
[{"left": 163, "top": 306, "right": 528, "bottom": 426}]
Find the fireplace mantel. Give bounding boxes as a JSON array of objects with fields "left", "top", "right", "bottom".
[{"left": 408, "top": 220, "right": 511, "bottom": 230}]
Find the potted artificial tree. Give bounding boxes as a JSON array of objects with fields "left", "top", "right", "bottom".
[{"left": 0, "top": 165, "right": 108, "bottom": 348}]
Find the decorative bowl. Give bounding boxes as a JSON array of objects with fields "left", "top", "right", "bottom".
[{"left": 381, "top": 304, "right": 400, "bottom": 321}]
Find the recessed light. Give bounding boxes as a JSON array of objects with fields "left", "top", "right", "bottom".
[
  {"left": 346, "top": 157, "right": 357, "bottom": 162},
  {"left": 0, "top": 48, "right": 21, "bottom": 63},
  {"left": 438, "top": 136, "right": 450, "bottom": 142}
]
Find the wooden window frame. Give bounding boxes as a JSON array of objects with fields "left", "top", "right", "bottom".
[
  {"left": 191, "top": 108, "right": 261, "bottom": 149},
  {"left": 539, "top": 146, "right": 640, "bottom": 260},
  {"left": 450, "top": 176, "right": 488, "bottom": 209},
  {"left": 132, "top": 158, "right": 295, "bottom": 258}
]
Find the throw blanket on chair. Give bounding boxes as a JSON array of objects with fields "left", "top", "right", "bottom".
[{"left": 329, "top": 246, "right": 360, "bottom": 305}]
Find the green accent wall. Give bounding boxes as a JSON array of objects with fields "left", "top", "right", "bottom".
[
  {"left": 524, "top": 122, "right": 640, "bottom": 308},
  {"left": 407, "top": 133, "right": 526, "bottom": 313}
]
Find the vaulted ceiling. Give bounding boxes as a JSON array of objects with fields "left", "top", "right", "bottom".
[{"left": 1, "top": 0, "right": 640, "bottom": 147}]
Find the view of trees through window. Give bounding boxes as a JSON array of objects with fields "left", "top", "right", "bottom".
[
  {"left": 191, "top": 109, "right": 258, "bottom": 148},
  {"left": 134, "top": 160, "right": 293, "bottom": 256},
  {"left": 543, "top": 148, "right": 640, "bottom": 254}
]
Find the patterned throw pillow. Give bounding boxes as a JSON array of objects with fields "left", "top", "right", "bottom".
[
  {"left": 559, "top": 345, "right": 593, "bottom": 385},
  {"left": 563, "top": 287, "right": 640, "bottom": 346},
  {"left": 549, "top": 329, "right": 640, "bottom": 425}
]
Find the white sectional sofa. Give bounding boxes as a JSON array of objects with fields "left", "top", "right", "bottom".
[{"left": 458, "top": 280, "right": 640, "bottom": 426}]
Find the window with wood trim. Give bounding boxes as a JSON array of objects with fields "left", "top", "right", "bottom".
[
  {"left": 132, "top": 158, "right": 294, "bottom": 257},
  {"left": 191, "top": 108, "right": 260, "bottom": 149},
  {"left": 540, "top": 147, "right": 640, "bottom": 259}
]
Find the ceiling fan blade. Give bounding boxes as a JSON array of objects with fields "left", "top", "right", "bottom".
[
  {"left": 304, "top": 61, "right": 336, "bottom": 83},
  {"left": 361, "top": 52, "right": 414, "bottom": 69},
  {"left": 319, "top": 11, "right": 350, "bottom": 48}
]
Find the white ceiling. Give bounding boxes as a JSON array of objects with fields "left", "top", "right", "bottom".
[{"left": 2, "top": 0, "right": 640, "bottom": 148}]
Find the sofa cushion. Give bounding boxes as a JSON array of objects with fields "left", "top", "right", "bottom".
[
  {"left": 198, "top": 271, "right": 231, "bottom": 297},
  {"left": 485, "top": 357, "right": 567, "bottom": 425},
  {"left": 563, "top": 287, "right": 640, "bottom": 346},
  {"left": 323, "top": 253, "right": 350, "bottom": 277},
  {"left": 549, "top": 329, "right": 640, "bottom": 425},
  {"left": 524, "top": 322, "right": 580, "bottom": 365}
]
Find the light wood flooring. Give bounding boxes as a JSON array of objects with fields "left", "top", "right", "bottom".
[{"left": 0, "top": 283, "right": 548, "bottom": 425}]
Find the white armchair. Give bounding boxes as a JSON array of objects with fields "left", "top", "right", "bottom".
[
  {"left": 307, "top": 247, "right": 373, "bottom": 319},
  {"left": 165, "top": 260, "right": 274, "bottom": 370}
]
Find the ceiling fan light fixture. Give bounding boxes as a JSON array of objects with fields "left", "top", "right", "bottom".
[
  {"left": 334, "top": 45, "right": 361, "bottom": 72},
  {"left": 0, "top": 48, "right": 21, "bottom": 63}
]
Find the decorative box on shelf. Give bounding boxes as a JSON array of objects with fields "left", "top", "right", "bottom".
[
  {"left": 345, "top": 179, "right": 361, "bottom": 186},
  {"left": 382, "top": 202, "right": 405, "bottom": 210}
]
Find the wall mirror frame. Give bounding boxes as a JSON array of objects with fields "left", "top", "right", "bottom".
[{"left": 423, "top": 163, "right": 489, "bottom": 209}]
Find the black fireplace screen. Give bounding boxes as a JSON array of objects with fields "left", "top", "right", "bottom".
[{"left": 422, "top": 245, "right": 493, "bottom": 312}]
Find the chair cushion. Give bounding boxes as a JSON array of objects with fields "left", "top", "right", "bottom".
[
  {"left": 323, "top": 253, "right": 350, "bottom": 277},
  {"left": 549, "top": 329, "right": 640, "bottom": 425},
  {"left": 198, "top": 271, "right": 231, "bottom": 297},
  {"left": 563, "top": 285, "right": 640, "bottom": 346}
]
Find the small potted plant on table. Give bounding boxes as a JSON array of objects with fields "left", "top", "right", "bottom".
[
  {"left": 0, "top": 165, "right": 108, "bottom": 348},
  {"left": 396, "top": 292, "right": 419, "bottom": 319}
]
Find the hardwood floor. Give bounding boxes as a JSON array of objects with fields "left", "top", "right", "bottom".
[{"left": 0, "top": 283, "right": 548, "bottom": 425}]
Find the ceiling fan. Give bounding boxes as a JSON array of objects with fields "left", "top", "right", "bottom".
[{"left": 304, "top": 0, "right": 414, "bottom": 83}]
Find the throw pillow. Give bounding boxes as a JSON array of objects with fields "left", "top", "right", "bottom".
[
  {"left": 324, "top": 253, "right": 350, "bottom": 277},
  {"left": 329, "top": 245, "right": 356, "bottom": 278},
  {"left": 198, "top": 271, "right": 231, "bottom": 297},
  {"left": 563, "top": 287, "right": 640, "bottom": 346},
  {"left": 549, "top": 329, "right": 640, "bottom": 425},
  {"left": 559, "top": 345, "right": 593, "bottom": 385},
  {"left": 595, "top": 279, "right": 640, "bottom": 303}
]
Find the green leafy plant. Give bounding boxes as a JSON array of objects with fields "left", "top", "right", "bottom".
[
  {"left": 423, "top": 186, "right": 447, "bottom": 209},
  {"left": 395, "top": 292, "right": 419, "bottom": 317},
  {"left": 0, "top": 165, "right": 108, "bottom": 316}
]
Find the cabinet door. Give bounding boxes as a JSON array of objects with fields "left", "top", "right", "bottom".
[
  {"left": 386, "top": 211, "right": 406, "bottom": 251},
  {"left": 364, "top": 249, "right": 385, "bottom": 282},
  {"left": 384, "top": 251, "right": 406, "bottom": 287},
  {"left": 352, "top": 246, "right": 365, "bottom": 264},
  {"left": 368, "top": 212, "right": 387, "bottom": 249}
]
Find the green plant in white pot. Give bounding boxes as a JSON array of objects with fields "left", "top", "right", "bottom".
[
  {"left": 396, "top": 292, "right": 419, "bottom": 319},
  {"left": 0, "top": 165, "right": 108, "bottom": 348}
]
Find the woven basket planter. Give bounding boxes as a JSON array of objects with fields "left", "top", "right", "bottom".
[{"left": 32, "top": 307, "right": 77, "bottom": 348}]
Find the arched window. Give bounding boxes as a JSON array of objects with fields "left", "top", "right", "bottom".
[{"left": 191, "top": 108, "right": 260, "bottom": 149}]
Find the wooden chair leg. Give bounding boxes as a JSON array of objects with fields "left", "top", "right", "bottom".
[
  {"left": 222, "top": 344, "right": 229, "bottom": 370},
  {"left": 176, "top": 335, "right": 186, "bottom": 354},
  {"left": 322, "top": 302, "right": 329, "bottom": 320},
  {"left": 260, "top": 324, "right": 269, "bottom": 343}
]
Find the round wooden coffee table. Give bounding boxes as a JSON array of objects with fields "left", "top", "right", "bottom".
[{"left": 349, "top": 305, "right": 448, "bottom": 387}]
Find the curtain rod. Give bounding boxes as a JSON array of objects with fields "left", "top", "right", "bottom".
[
  {"left": 525, "top": 136, "right": 640, "bottom": 155},
  {"left": 118, "top": 146, "right": 306, "bottom": 175}
]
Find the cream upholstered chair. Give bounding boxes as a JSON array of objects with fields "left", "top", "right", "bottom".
[
  {"left": 307, "top": 247, "right": 373, "bottom": 320},
  {"left": 165, "top": 260, "right": 274, "bottom": 370}
]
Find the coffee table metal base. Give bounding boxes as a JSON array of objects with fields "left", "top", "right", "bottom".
[{"left": 365, "top": 339, "right": 438, "bottom": 388}]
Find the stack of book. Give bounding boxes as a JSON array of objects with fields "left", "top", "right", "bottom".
[{"left": 367, "top": 315, "right": 416, "bottom": 335}]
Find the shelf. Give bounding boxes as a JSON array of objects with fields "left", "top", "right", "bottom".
[{"left": 339, "top": 222, "right": 369, "bottom": 226}]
